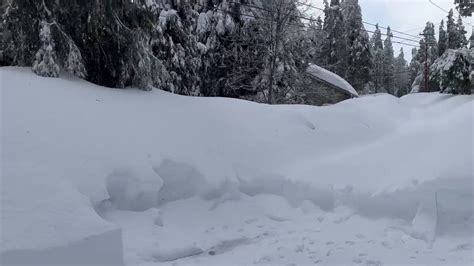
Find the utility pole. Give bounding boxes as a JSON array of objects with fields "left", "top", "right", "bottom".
[{"left": 424, "top": 42, "right": 429, "bottom": 93}]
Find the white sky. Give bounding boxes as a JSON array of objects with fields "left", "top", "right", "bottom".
[{"left": 308, "top": 0, "right": 473, "bottom": 61}]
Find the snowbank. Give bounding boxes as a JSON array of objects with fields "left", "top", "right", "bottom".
[{"left": 1, "top": 67, "right": 473, "bottom": 264}]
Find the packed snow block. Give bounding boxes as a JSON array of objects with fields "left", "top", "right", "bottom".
[
  {"left": 153, "top": 159, "right": 208, "bottom": 205},
  {"left": 410, "top": 196, "right": 438, "bottom": 244},
  {"left": 153, "top": 245, "right": 203, "bottom": 262},
  {"left": 342, "top": 176, "right": 474, "bottom": 237},
  {"left": 1, "top": 162, "right": 124, "bottom": 265},
  {"left": 1, "top": 229, "right": 124, "bottom": 266},
  {"left": 106, "top": 167, "right": 162, "bottom": 211}
]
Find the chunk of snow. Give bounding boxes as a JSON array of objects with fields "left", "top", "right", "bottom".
[
  {"left": 153, "top": 245, "right": 203, "bottom": 262},
  {"left": 306, "top": 64, "right": 359, "bottom": 97}
]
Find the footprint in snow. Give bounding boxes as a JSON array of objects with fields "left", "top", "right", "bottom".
[
  {"left": 451, "top": 242, "right": 472, "bottom": 252},
  {"left": 365, "top": 259, "right": 383, "bottom": 266},
  {"left": 294, "top": 244, "right": 304, "bottom": 253},
  {"left": 345, "top": 240, "right": 355, "bottom": 246}
]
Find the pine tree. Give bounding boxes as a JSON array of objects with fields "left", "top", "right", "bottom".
[
  {"left": 306, "top": 16, "right": 324, "bottom": 65},
  {"left": 382, "top": 27, "right": 395, "bottom": 94},
  {"left": 408, "top": 48, "right": 421, "bottom": 90},
  {"left": 393, "top": 48, "right": 409, "bottom": 96},
  {"left": 32, "top": 21, "right": 59, "bottom": 78},
  {"left": 430, "top": 48, "right": 471, "bottom": 94},
  {"left": 446, "top": 9, "right": 458, "bottom": 49},
  {"left": 438, "top": 20, "right": 447, "bottom": 56},
  {"left": 454, "top": 0, "right": 473, "bottom": 17},
  {"left": 343, "top": 0, "right": 372, "bottom": 92},
  {"left": 446, "top": 9, "right": 468, "bottom": 49},
  {"left": 370, "top": 24, "right": 384, "bottom": 93},
  {"left": 322, "top": 0, "right": 347, "bottom": 77},
  {"left": 455, "top": 14, "right": 468, "bottom": 48},
  {"left": 416, "top": 22, "right": 438, "bottom": 92},
  {"left": 370, "top": 23, "right": 384, "bottom": 50}
]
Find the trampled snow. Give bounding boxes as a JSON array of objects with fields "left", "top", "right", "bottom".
[{"left": 1, "top": 67, "right": 473, "bottom": 265}]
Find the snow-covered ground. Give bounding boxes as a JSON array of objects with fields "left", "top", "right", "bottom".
[{"left": 1, "top": 67, "right": 473, "bottom": 265}]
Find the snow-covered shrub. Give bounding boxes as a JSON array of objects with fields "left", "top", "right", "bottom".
[
  {"left": 32, "top": 21, "right": 59, "bottom": 78},
  {"left": 63, "top": 39, "right": 87, "bottom": 79},
  {"left": 430, "top": 48, "right": 472, "bottom": 94}
]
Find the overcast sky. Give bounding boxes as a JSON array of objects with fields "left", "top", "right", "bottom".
[{"left": 308, "top": 0, "right": 473, "bottom": 61}]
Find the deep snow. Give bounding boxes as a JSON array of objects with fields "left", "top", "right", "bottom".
[{"left": 1, "top": 67, "right": 473, "bottom": 265}]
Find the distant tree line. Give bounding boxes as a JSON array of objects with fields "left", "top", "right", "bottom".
[{"left": 1, "top": 0, "right": 472, "bottom": 103}]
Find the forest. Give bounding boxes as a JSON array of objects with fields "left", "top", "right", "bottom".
[{"left": 1, "top": 0, "right": 472, "bottom": 104}]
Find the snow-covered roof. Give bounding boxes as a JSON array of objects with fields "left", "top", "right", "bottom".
[{"left": 306, "top": 64, "right": 359, "bottom": 97}]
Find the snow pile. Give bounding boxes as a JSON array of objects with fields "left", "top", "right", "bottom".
[
  {"left": 1, "top": 67, "right": 473, "bottom": 265},
  {"left": 306, "top": 64, "right": 359, "bottom": 97}
]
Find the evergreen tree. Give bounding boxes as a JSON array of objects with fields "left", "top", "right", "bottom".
[
  {"left": 446, "top": 9, "right": 457, "bottom": 49},
  {"left": 408, "top": 48, "right": 421, "bottom": 90},
  {"left": 306, "top": 16, "right": 324, "bottom": 65},
  {"left": 370, "top": 24, "right": 384, "bottom": 93},
  {"left": 370, "top": 23, "right": 384, "bottom": 50},
  {"left": 382, "top": 27, "right": 395, "bottom": 94},
  {"left": 430, "top": 48, "right": 471, "bottom": 94},
  {"left": 455, "top": 14, "right": 468, "bottom": 47},
  {"left": 446, "top": 9, "right": 468, "bottom": 49},
  {"left": 416, "top": 22, "right": 438, "bottom": 92},
  {"left": 454, "top": 0, "right": 473, "bottom": 17},
  {"left": 342, "top": 0, "right": 372, "bottom": 92},
  {"left": 322, "top": 0, "right": 347, "bottom": 77},
  {"left": 438, "top": 20, "right": 448, "bottom": 56},
  {"left": 393, "top": 48, "right": 409, "bottom": 96},
  {"left": 32, "top": 21, "right": 59, "bottom": 78}
]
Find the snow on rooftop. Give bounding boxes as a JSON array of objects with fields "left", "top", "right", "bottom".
[{"left": 306, "top": 64, "right": 359, "bottom": 97}]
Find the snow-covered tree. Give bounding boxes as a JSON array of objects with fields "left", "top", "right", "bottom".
[
  {"left": 306, "top": 16, "right": 325, "bottom": 65},
  {"left": 455, "top": 14, "right": 468, "bottom": 47},
  {"left": 32, "top": 21, "right": 59, "bottom": 78},
  {"left": 322, "top": 0, "right": 347, "bottom": 77},
  {"left": 446, "top": 10, "right": 468, "bottom": 49},
  {"left": 430, "top": 48, "right": 471, "bottom": 94},
  {"left": 415, "top": 22, "right": 438, "bottom": 92},
  {"left": 342, "top": 0, "right": 372, "bottom": 92},
  {"left": 370, "top": 23, "right": 384, "bottom": 51},
  {"left": 455, "top": 0, "right": 473, "bottom": 17},
  {"left": 409, "top": 48, "right": 423, "bottom": 92},
  {"left": 438, "top": 20, "right": 448, "bottom": 56},
  {"left": 393, "top": 48, "right": 410, "bottom": 96},
  {"left": 370, "top": 24, "right": 384, "bottom": 93},
  {"left": 382, "top": 27, "right": 395, "bottom": 94}
]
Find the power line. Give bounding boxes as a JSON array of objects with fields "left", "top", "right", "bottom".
[
  {"left": 428, "top": 0, "right": 450, "bottom": 13},
  {"left": 362, "top": 21, "right": 422, "bottom": 40},
  {"left": 427, "top": 0, "right": 473, "bottom": 27},
  {"left": 199, "top": 2, "right": 422, "bottom": 49},
  {"left": 225, "top": 1, "right": 421, "bottom": 43},
  {"left": 293, "top": 0, "right": 422, "bottom": 39}
]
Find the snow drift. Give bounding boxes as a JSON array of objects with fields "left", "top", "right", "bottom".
[{"left": 1, "top": 67, "right": 473, "bottom": 265}]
